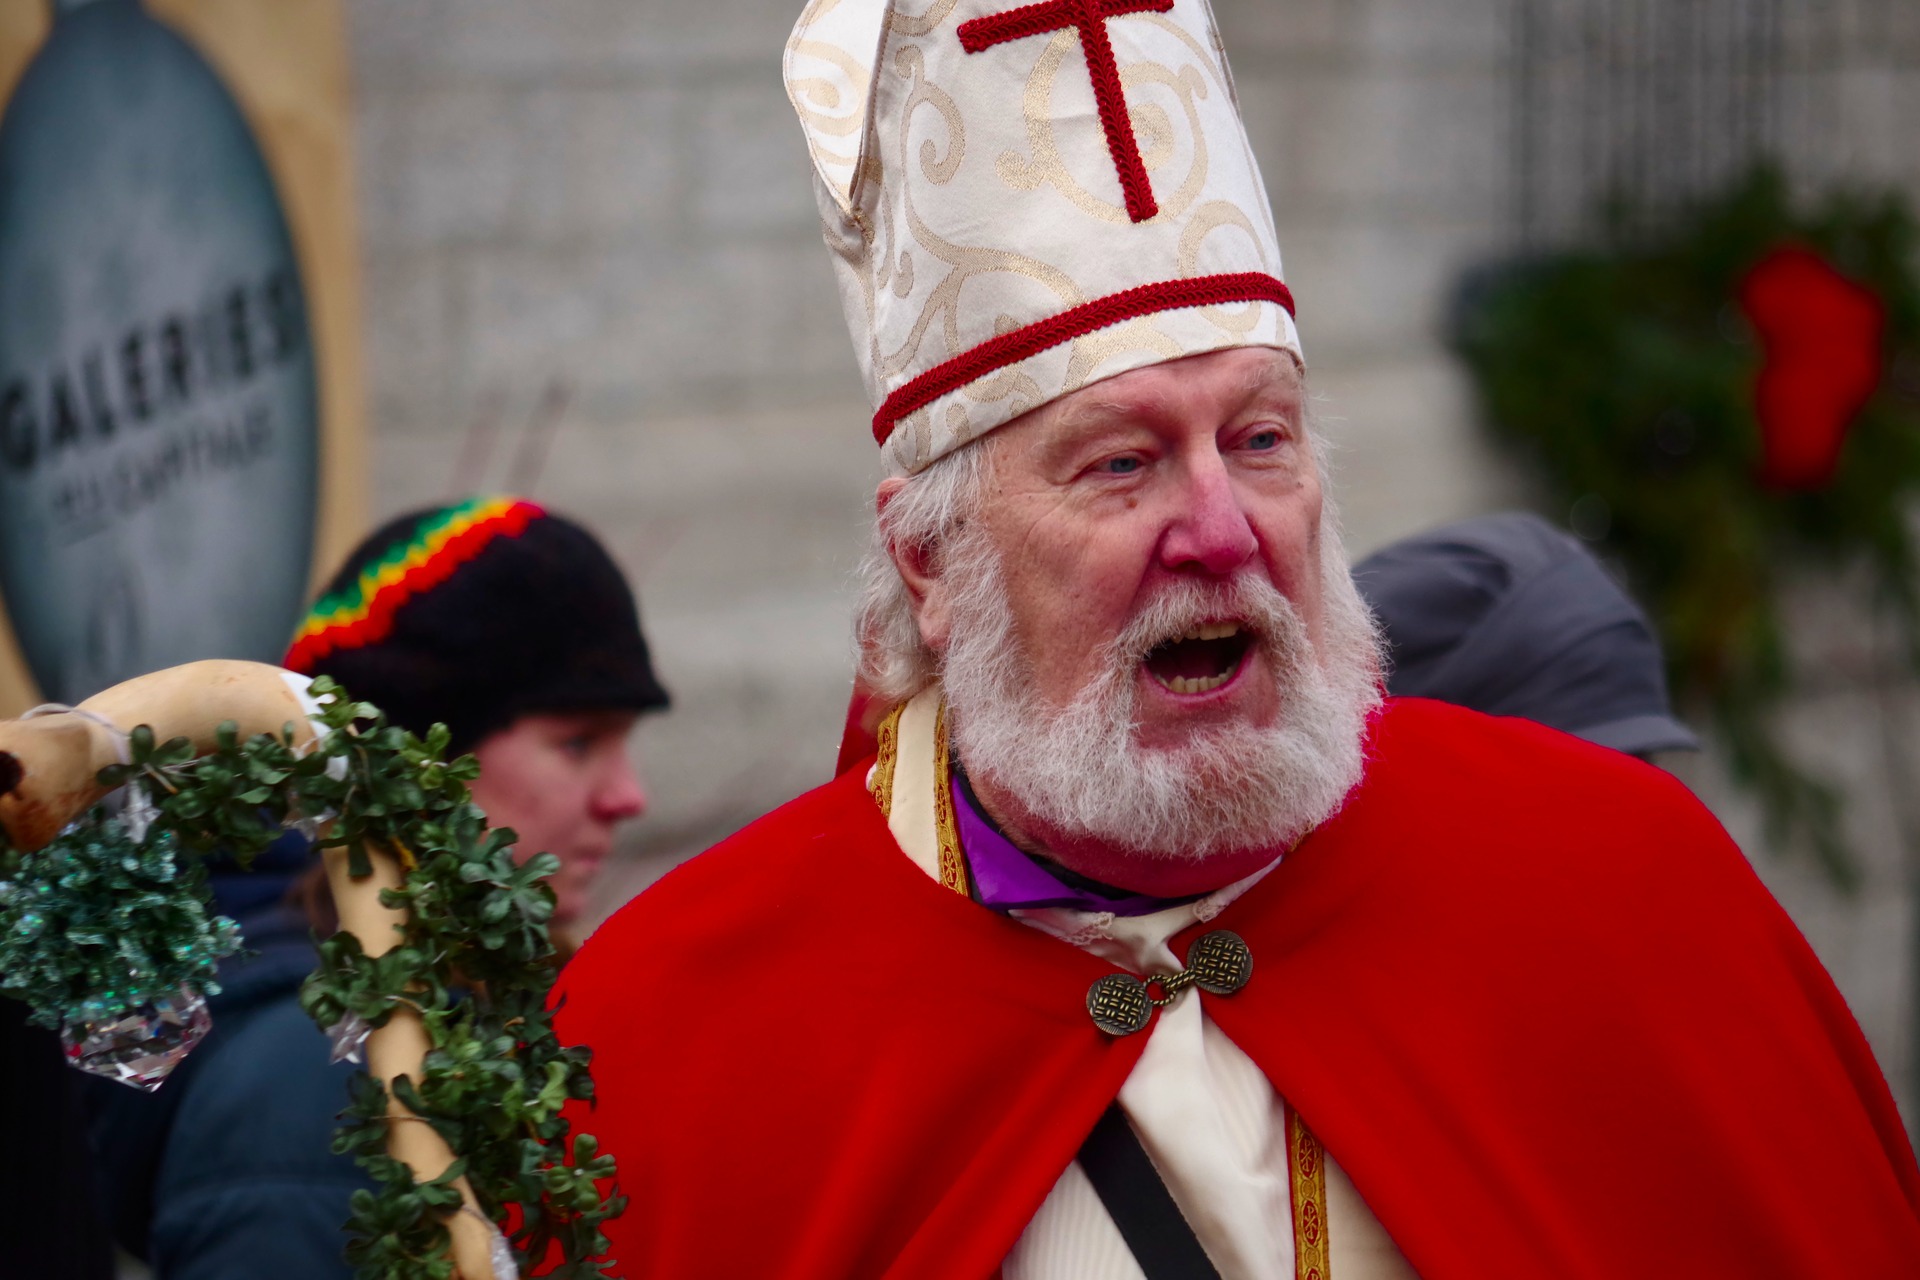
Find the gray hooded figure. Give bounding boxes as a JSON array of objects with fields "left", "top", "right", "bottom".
[{"left": 1352, "top": 512, "right": 1699, "bottom": 758}]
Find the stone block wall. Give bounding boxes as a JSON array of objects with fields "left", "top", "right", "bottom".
[{"left": 345, "top": 0, "right": 1920, "bottom": 1117}]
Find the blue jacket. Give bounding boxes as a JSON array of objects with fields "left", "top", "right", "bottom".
[{"left": 87, "top": 836, "right": 371, "bottom": 1278}]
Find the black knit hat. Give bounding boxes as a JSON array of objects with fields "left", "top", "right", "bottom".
[{"left": 285, "top": 497, "right": 668, "bottom": 753}]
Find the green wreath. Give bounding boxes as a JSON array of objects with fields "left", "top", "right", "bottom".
[
  {"left": 0, "top": 677, "right": 621, "bottom": 1278},
  {"left": 1455, "top": 167, "right": 1920, "bottom": 886}
]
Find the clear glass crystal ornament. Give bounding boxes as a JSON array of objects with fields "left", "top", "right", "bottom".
[
  {"left": 122, "top": 780, "right": 159, "bottom": 845},
  {"left": 288, "top": 798, "right": 337, "bottom": 842},
  {"left": 324, "top": 1011, "right": 371, "bottom": 1065},
  {"left": 60, "top": 984, "right": 211, "bottom": 1091}
]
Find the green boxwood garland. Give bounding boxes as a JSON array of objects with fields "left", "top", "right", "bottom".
[
  {"left": 0, "top": 678, "right": 622, "bottom": 1277},
  {"left": 1455, "top": 167, "right": 1920, "bottom": 885},
  {"left": 0, "top": 819, "right": 240, "bottom": 1029}
]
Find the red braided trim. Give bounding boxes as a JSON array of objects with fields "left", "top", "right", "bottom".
[
  {"left": 1077, "top": 5, "right": 1158, "bottom": 221},
  {"left": 957, "top": 0, "right": 1064, "bottom": 49},
  {"left": 870, "top": 271, "right": 1295, "bottom": 445},
  {"left": 958, "top": 0, "right": 1170, "bottom": 50},
  {"left": 958, "top": 0, "right": 1175, "bottom": 224}
]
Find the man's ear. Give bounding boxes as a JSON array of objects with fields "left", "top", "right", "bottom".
[{"left": 876, "top": 478, "right": 954, "bottom": 654}]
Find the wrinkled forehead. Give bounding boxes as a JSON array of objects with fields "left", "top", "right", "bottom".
[{"left": 980, "top": 348, "right": 1309, "bottom": 466}]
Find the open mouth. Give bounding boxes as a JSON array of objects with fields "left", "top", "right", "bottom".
[{"left": 1142, "top": 622, "right": 1254, "bottom": 695}]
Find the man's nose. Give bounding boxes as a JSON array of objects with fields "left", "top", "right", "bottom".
[
  {"left": 1158, "top": 453, "right": 1258, "bottom": 576},
  {"left": 595, "top": 760, "right": 649, "bottom": 823}
]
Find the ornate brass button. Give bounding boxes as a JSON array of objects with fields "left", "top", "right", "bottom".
[
  {"left": 1085, "top": 930, "right": 1254, "bottom": 1035},
  {"left": 1086, "top": 973, "right": 1152, "bottom": 1036},
  {"left": 1186, "top": 929, "right": 1253, "bottom": 995}
]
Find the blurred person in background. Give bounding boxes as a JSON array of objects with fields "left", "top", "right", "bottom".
[
  {"left": 1352, "top": 511, "right": 1700, "bottom": 761},
  {"left": 85, "top": 496, "right": 667, "bottom": 1279}
]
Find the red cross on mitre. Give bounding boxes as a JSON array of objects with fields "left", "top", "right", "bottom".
[{"left": 958, "top": 0, "right": 1177, "bottom": 223}]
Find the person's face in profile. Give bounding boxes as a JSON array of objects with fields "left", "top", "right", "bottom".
[{"left": 467, "top": 709, "right": 648, "bottom": 925}]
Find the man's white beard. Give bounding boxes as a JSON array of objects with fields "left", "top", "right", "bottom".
[{"left": 939, "top": 526, "right": 1384, "bottom": 861}]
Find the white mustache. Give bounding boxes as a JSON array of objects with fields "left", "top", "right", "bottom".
[{"left": 1107, "top": 573, "right": 1304, "bottom": 672}]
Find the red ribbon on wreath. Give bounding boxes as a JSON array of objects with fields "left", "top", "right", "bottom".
[{"left": 1738, "top": 245, "right": 1886, "bottom": 490}]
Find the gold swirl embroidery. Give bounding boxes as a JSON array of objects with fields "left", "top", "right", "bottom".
[
  {"left": 894, "top": 45, "right": 967, "bottom": 185},
  {"left": 1126, "top": 61, "right": 1211, "bottom": 214},
  {"left": 1290, "top": 1108, "right": 1332, "bottom": 1280},
  {"left": 931, "top": 700, "right": 969, "bottom": 896},
  {"left": 958, "top": 366, "right": 1046, "bottom": 429},
  {"left": 869, "top": 703, "right": 905, "bottom": 817},
  {"left": 789, "top": 41, "right": 871, "bottom": 136},
  {"left": 1133, "top": 100, "right": 1176, "bottom": 173},
  {"left": 1141, "top": 9, "right": 1271, "bottom": 200},
  {"left": 1178, "top": 200, "right": 1268, "bottom": 334},
  {"left": 1064, "top": 315, "right": 1186, "bottom": 387},
  {"left": 784, "top": 0, "right": 882, "bottom": 209},
  {"left": 996, "top": 27, "right": 1212, "bottom": 225},
  {"left": 876, "top": 34, "right": 1083, "bottom": 389},
  {"left": 1139, "top": 11, "right": 1231, "bottom": 83},
  {"left": 888, "top": 0, "right": 960, "bottom": 38},
  {"left": 893, "top": 405, "right": 935, "bottom": 473}
]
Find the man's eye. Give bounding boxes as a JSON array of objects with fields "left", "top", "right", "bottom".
[
  {"left": 1099, "top": 456, "right": 1143, "bottom": 475},
  {"left": 1245, "top": 429, "right": 1282, "bottom": 451}
]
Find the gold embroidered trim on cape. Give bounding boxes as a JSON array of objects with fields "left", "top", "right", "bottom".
[
  {"left": 870, "top": 703, "right": 904, "bottom": 817},
  {"left": 1290, "top": 1108, "right": 1331, "bottom": 1280},
  {"left": 930, "top": 699, "right": 969, "bottom": 897}
]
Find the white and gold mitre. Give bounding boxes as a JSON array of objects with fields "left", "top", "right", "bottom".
[{"left": 784, "top": 0, "right": 1302, "bottom": 475}]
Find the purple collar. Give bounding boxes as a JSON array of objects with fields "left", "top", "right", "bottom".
[{"left": 950, "top": 768, "right": 1199, "bottom": 917}]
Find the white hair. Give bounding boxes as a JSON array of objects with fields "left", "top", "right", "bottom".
[{"left": 854, "top": 443, "right": 990, "bottom": 705}]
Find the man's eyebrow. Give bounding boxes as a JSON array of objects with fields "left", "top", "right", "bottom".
[
  {"left": 1235, "top": 354, "right": 1304, "bottom": 404},
  {"left": 1046, "top": 395, "right": 1154, "bottom": 440},
  {"left": 1236, "top": 360, "right": 1297, "bottom": 395}
]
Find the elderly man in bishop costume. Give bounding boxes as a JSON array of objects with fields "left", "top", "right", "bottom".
[{"left": 554, "top": 2, "right": 1920, "bottom": 1276}]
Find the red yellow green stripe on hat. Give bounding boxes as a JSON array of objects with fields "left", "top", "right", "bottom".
[{"left": 284, "top": 496, "right": 545, "bottom": 673}]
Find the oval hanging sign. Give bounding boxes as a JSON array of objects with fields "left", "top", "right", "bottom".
[{"left": 0, "top": 0, "right": 320, "bottom": 704}]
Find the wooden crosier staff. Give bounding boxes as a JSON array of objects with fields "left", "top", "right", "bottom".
[{"left": 0, "top": 659, "right": 499, "bottom": 1279}]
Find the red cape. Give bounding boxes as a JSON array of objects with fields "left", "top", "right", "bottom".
[{"left": 554, "top": 698, "right": 1920, "bottom": 1278}]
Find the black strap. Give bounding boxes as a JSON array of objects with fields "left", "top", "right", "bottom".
[{"left": 1075, "top": 1104, "right": 1224, "bottom": 1280}]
